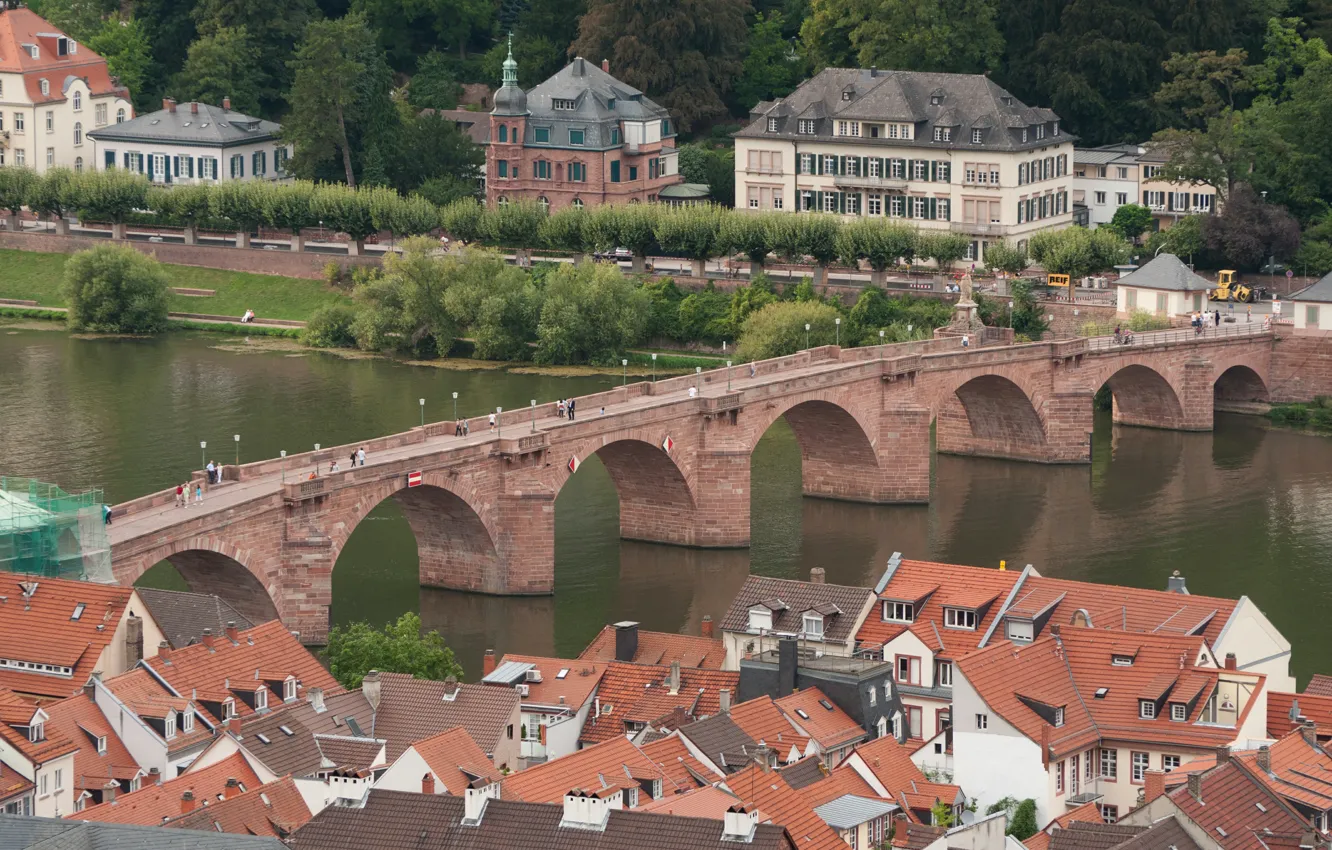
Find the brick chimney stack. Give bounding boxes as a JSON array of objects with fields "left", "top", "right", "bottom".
[
  {"left": 104, "top": 780, "right": 118, "bottom": 805},
  {"left": 422, "top": 772, "right": 435, "bottom": 794},
  {"left": 1143, "top": 769, "right": 1166, "bottom": 804},
  {"left": 1257, "top": 745, "right": 1272, "bottom": 773},
  {"left": 1302, "top": 719, "right": 1319, "bottom": 747},
  {"left": 162, "top": 97, "right": 176, "bottom": 112},
  {"left": 1224, "top": 653, "right": 1237, "bottom": 670},
  {"left": 222, "top": 96, "right": 231, "bottom": 110},
  {"left": 810, "top": 567, "right": 826, "bottom": 584},
  {"left": 482, "top": 649, "right": 497, "bottom": 677},
  {"left": 190, "top": 101, "right": 198, "bottom": 114},
  {"left": 224, "top": 778, "right": 241, "bottom": 799},
  {"left": 181, "top": 791, "right": 196, "bottom": 813},
  {"left": 601, "top": 58, "right": 609, "bottom": 73},
  {"left": 201, "top": 628, "right": 215, "bottom": 650},
  {"left": 701, "top": 615, "right": 714, "bottom": 639},
  {"left": 225, "top": 621, "right": 239, "bottom": 643}
]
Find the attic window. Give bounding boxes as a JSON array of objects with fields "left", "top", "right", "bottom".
[
  {"left": 798, "top": 119, "right": 815, "bottom": 135},
  {"left": 28, "top": 44, "right": 39, "bottom": 59},
  {"left": 552, "top": 98, "right": 576, "bottom": 110},
  {"left": 803, "top": 613, "right": 824, "bottom": 638},
  {"left": 40, "top": 79, "right": 49, "bottom": 96},
  {"left": 944, "top": 608, "right": 976, "bottom": 630},
  {"left": 748, "top": 607, "right": 773, "bottom": 633},
  {"left": 1170, "top": 704, "right": 1187, "bottom": 722},
  {"left": 1053, "top": 122, "right": 1060, "bottom": 135},
  {"left": 767, "top": 117, "right": 778, "bottom": 132},
  {"left": 841, "top": 90, "right": 853, "bottom": 101},
  {"left": 256, "top": 733, "right": 271, "bottom": 744},
  {"left": 1054, "top": 707, "right": 1064, "bottom": 727},
  {"left": 882, "top": 601, "right": 914, "bottom": 623},
  {"left": 1139, "top": 700, "right": 1156, "bottom": 719},
  {"left": 284, "top": 679, "right": 297, "bottom": 701},
  {"left": 795, "top": 709, "right": 811, "bottom": 720},
  {"left": 557, "top": 668, "right": 570, "bottom": 679},
  {"left": 607, "top": 98, "right": 615, "bottom": 109},
  {"left": 1006, "top": 620, "right": 1033, "bottom": 642},
  {"left": 29, "top": 721, "right": 44, "bottom": 742},
  {"left": 279, "top": 725, "right": 294, "bottom": 736},
  {"left": 183, "top": 713, "right": 193, "bottom": 732},
  {"left": 1111, "top": 655, "right": 1134, "bottom": 667},
  {"left": 57, "top": 36, "right": 68, "bottom": 55},
  {"left": 1094, "top": 688, "right": 1109, "bottom": 699},
  {"left": 71, "top": 603, "right": 85, "bottom": 621},
  {"left": 96, "top": 735, "right": 106, "bottom": 753},
  {"left": 1002, "top": 96, "right": 1013, "bottom": 106}
]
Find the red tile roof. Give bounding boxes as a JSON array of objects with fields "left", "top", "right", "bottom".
[
  {"left": 775, "top": 688, "right": 865, "bottom": 751},
  {"left": 1018, "top": 573, "right": 1236, "bottom": 644},
  {"left": 641, "top": 733, "right": 719, "bottom": 789},
  {"left": 1027, "top": 800, "right": 1105, "bottom": 850},
  {"left": 1167, "top": 760, "right": 1309, "bottom": 850},
  {"left": 1165, "top": 734, "right": 1332, "bottom": 813},
  {"left": 0, "top": 760, "right": 34, "bottom": 804},
  {"left": 500, "top": 735, "right": 664, "bottom": 804},
  {"left": 729, "top": 697, "right": 811, "bottom": 760},
  {"left": 0, "top": 687, "right": 78, "bottom": 764},
  {"left": 75, "top": 751, "right": 263, "bottom": 825},
  {"left": 725, "top": 764, "right": 847, "bottom": 850},
  {"left": 579, "top": 626, "right": 727, "bottom": 669},
  {"left": 101, "top": 668, "right": 213, "bottom": 753},
  {"left": 801, "top": 763, "right": 880, "bottom": 807},
  {"left": 492, "top": 654, "right": 606, "bottom": 709},
  {"left": 163, "top": 775, "right": 312, "bottom": 837},
  {"left": 0, "top": 8, "right": 129, "bottom": 103},
  {"left": 1304, "top": 674, "right": 1332, "bottom": 697},
  {"left": 143, "top": 621, "right": 339, "bottom": 725},
  {"left": 1268, "top": 691, "right": 1332, "bottom": 739},
  {"left": 857, "top": 560, "right": 1019, "bottom": 652},
  {"left": 0, "top": 577, "right": 132, "bottom": 698},
  {"left": 579, "top": 661, "right": 738, "bottom": 746},
  {"left": 846, "top": 735, "right": 933, "bottom": 796},
  {"left": 43, "top": 691, "right": 143, "bottom": 791},
  {"left": 637, "top": 784, "right": 741, "bottom": 818},
  {"left": 958, "top": 628, "right": 1263, "bottom": 759},
  {"left": 408, "top": 727, "right": 501, "bottom": 794}
]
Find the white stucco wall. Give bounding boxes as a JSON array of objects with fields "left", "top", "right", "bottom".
[
  {"left": 376, "top": 748, "right": 438, "bottom": 793},
  {"left": 32, "top": 752, "right": 75, "bottom": 817},
  {"left": 1214, "top": 597, "right": 1294, "bottom": 693},
  {"left": 951, "top": 671, "right": 1049, "bottom": 824},
  {"left": 0, "top": 71, "right": 132, "bottom": 172},
  {"left": 92, "top": 678, "right": 168, "bottom": 776},
  {"left": 1118, "top": 285, "right": 1206, "bottom": 318},
  {"left": 88, "top": 136, "right": 292, "bottom": 183}
]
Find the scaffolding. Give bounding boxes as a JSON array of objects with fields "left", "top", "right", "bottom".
[{"left": 0, "top": 477, "right": 113, "bottom": 583}]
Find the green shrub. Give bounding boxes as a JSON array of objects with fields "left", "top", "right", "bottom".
[
  {"left": 61, "top": 244, "right": 169, "bottom": 333},
  {"left": 1270, "top": 404, "right": 1311, "bottom": 425},
  {"left": 735, "top": 300, "right": 841, "bottom": 361},
  {"left": 304, "top": 304, "right": 359, "bottom": 348}
]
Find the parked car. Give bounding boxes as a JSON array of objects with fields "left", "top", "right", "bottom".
[{"left": 594, "top": 247, "right": 633, "bottom": 261}]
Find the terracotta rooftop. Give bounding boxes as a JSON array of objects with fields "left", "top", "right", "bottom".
[
  {"left": 43, "top": 689, "right": 143, "bottom": 791},
  {"left": 891, "top": 818, "right": 946, "bottom": 849},
  {"left": 288, "top": 788, "right": 798, "bottom": 850},
  {"left": 957, "top": 628, "right": 1264, "bottom": 759},
  {"left": 724, "top": 764, "right": 847, "bottom": 850},
  {"left": 101, "top": 668, "right": 212, "bottom": 753},
  {"left": 75, "top": 751, "right": 263, "bottom": 825},
  {"left": 801, "top": 763, "right": 880, "bottom": 808},
  {"left": 0, "top": 760, "right": 34, "bottom": 804},
  {"left": 143, "top": 620, "right": 339, "bottom": 725},
  {"left": 372, "top": 671, "right": 521, "bottom": 762},
  {"left": 722, "top": 575, "right": 874, "bottom": 647},
  {"left": 1269, "top": 691, "right": 1332, "bottom": 739},
  {"left": 857, "top": 560, "right": 1019, "bottom": 651},
  {"left": 641, "top": 732, "right": 720, "bottom": 789},
  {"left": 579, "top": 625, "right": 727, "bottom": 669},
  {"left": 0, "top": 576, "right": 133, "bottom": 698},
  {"left": 637, "top": 784, "right": 743, "bottom": 818},
  {"left": 775, "top": 687, "right": 866, "bottom": 751},
  {"left": 488, "top": 653, "right": 606, "bottom": 709},
  {"left": 1026, "top": 800, "right": 1105, "bottom": 850},
  {"left": 501, "top": 735, "right": 665, "bottom": 804},
  {"left": 579, "top": 661, "right": 738, "bottom": 746},
  {"left": 1304, "top": 674, "right": 1332, "bottom": 697},
  {"left": 845, "top": 735, "right": 930, "bottom": 795},
  {"left": 314, "top": 734, "right": 385, "bottom": 772},
  {"left": 0, "top": 7, "right": 129, "bottom": 103},
  {"left": 1167, "top": 759, "right": 1310, "bottom": 850},
  {"left": 1164, "top": 733, "right": 1332, "bottom": 814},
  {"left": 162, "top": 775, "right": 312, "bottom": 838},
  {"left": 0, "top": 687, "right": 79, "bottom": 764},
  {"left": 133, "top": 587, "right": 255, "bottom": 650},
  {"left": 1102, "top": 817, "right": 1204, "bottom": 850},
  {"left": 408, "top": 726, "right": 501, "bottom": 794},
  {"left": 729, "top": 696, "right": 812, "bottom": 761},
  {"left": 232, "top": 690, "right": 375, "bottom": 777}
]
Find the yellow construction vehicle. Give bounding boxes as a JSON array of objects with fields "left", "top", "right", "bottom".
[
  {"left": 1210, "top": 270, "right": 1254, "bottom": 303},
  {"left": 1047, "top": 273, "right": 1070, "bottom": 288}
]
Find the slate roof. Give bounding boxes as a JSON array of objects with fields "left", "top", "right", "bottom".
[
  {"left": 776, "top": 687, "right": 865, "bottom": 751},
  {"left": 373, "top": 672, "right": 520, "bottom": 761},
  {"left": 132, "top": 588, "right": 254, "bottom": 650},
  {"left": 0, "top": 687, "right": 79, "bottom": 765},
  {"left": 0, "top": 576, "right": 133, "bottom": 699},
  {"left": 679, "top": 713, "right": 764, "bottom": 773},
  {"left": 1026, "top": 800, "right": 1105, "bottom": 850},
  {"left": 488, "top": 654, "right": 606, "bottom": 708},
  {"left": 813, "top": 794, "right": 898, "bottom": 829},
  {"left": 778, "top": 756, "right": 829, "bottom": 789},
  {"left": 513, "top": 57, "right": 671, "bottom": 150},
  {"left": 1117, "top": 254, "right": 1212, "bottom": 292},
  {"left": 43, "top": 691, "right": 143, "bottom": 792},
  {"left": 233, "top": 690, "right": 373, "bottom": 776},
  {"left": 162, "top": 775, "right": 312, "bottom": 838},
  {"left": 1291, "top": 271, "right": 1332, "bottom": 302},
  {"left": 579, "top": 626, "right": 726, "bottom": 669},
  {"left": 579, "top": 661, "right": 738, "bottom": 746},
  {"left": 425, "top": 108, "right": 490, "bottom": 144},
  {"left": 408, "top": 726, "right": 501, "bottom": 794},
  {"left": 0, "top": 815, "right": 287, "bottom": 850},
  {"left": 736, "top": 67, "right": 1065, "bottom": 152},
  {"left": 289, "top": 789, "right": 796, "bottom": 850},
  {"left": 722, "top": 576, "right": 874, "bottom": 648},
  {"left": 640, "top": 733, "right": 719, "bottom": 789},
  {"left": 724, "top": 764, "right": 847, "bottom": 850},
  {"left": 0, "top": 7, "right": 129, "bottom": 105},
  {"left": 1047, "top": 823, "right": 1147, "bottom": 850},
  {"left": 501, "top": 735, "right": 665, "bottom": 804},
  {"left": 75, "top": 751, "right": 263, "bottom": 825},
  {"left": 87, "top": 101, "right": 282, "bottom": 148},
  {"left": 1104, "top": 817, "right": 1203, "bottom": 850}
]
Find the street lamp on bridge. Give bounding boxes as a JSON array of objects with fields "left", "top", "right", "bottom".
[
  {"left": 280, "top": 450, "right": 287, "bottom": 483},
  {"left": 805, "top": 323, "right": 810, "bottom": 349},
  {"left": 452, "top": 391, "right": 458, "bottom": 421},
  {"left": 530, "top": 399, "right": 536, "bottom": 433},
  {"left": 199, "top": 441, "right": 206, "bottom": 472},
  {"left": 419, "top": 398, "right": 425, "bottom": 428},
  {"left": 835, "top": 317, "right": 841, "bottom": 347},
  {"left": 496, "top": 407, "right": 503, "bottom": 439},
  {"left": 234, "top": 434, "right": 240, "bottom": 466}
]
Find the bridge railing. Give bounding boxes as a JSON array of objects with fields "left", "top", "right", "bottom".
[{"left": 1085, "top": 321, "right": 1272, "bottom": 351}]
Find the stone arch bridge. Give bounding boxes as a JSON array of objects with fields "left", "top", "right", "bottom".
[{"left": 108, "top": 325, "right": 1275, "bottom": 642}]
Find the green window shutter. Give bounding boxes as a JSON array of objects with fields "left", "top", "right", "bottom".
[
  {"left": 815, "top": 191, "right": 823, "bottom": 210},
  {"left": 859, "top": 156, "right": 867, "bottom": 177},
  {"left": 929, "top": 161, "right": 937, "bottom": 182},
  {"left": 838, "top": 192, "right": 845, "bottom": 214},
  {"left": 165, "top": 155, "right": 172, "bottom": 183},
  {"left": 928, "top": 197, "right": 937, "bottom": 219},
  {"left": 816, "top": 156, "right": 822, "bottom": 175}
]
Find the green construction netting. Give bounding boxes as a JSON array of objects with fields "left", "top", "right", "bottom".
[{"left": 0, "top": 477, "right": 112, "bottom": 582}]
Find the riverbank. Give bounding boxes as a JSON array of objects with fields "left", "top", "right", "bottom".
[{"left": 1268, "top": 399, "right": 1332, "bottom": 433}]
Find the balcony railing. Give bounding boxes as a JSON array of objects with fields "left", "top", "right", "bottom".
[
  {"left": 745, "top": 167, "right": 785, "bottom": 176},
  {"left": 950, "top": 221, "right": 1009, "bottom": 236},
  {"left": 833, "top": 174, "right": 908, "bottom": 190}
]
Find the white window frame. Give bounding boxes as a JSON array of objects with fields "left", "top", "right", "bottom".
[
  {"left": 868, "top": 159, "right": 880, "bottom": 178},
  {"left": 1139, "top": 700, "right": 1156, "bottom": 719},
  {"left": 165, "top": 712, "right": 176, "bottom": 739},
  {"left": 1054, "top": 707, "right": 1064, "bottom": 727},
  {"left": 767, "top": 117, "right": 778, "bottom": 132},
  {"left": 934, "top": 661, "right": 952, "bottom": 687},
  {"left": 944, "top": 608, "right": 976, "bottom": 630},
  {"left": 1100, "top": 748, "right": 1117, "bottom": 779},
  {"left": 256, "top": 688, "right": 268, "bottom": 710},
  {"left": 975, "top": 713, "right": 988, "bottom": 730},
  {"left": 798, "top": 119, "right": 815, "bottom": 135},
  {"left": 971, "top": 128, "right": 983, "bottom": 144},
  {"left": 1170, "top": 703, "right": 1187, "bottom": 721},
  {"left": 883, "top": 601, "right": 915, "bottom": 623},
  {"left": 1132, "top": 751, "right": 1150, "bottom": 782},
  {"left": 1163, "top": 754, "right": 1181, "bottom": 771},
  {"left": 803, "top": 613, "right": 824, "bottom": 638},
  {"left": 183, "top": 711, "right": 194, "bottom": 732},
  {"left": 867, "top": 194, "right": 881, "bottom": 216}
]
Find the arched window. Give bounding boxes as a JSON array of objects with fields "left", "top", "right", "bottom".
[
  {"left": 74, "top": 156, "right": 83, "bottom": 173},
  {"left": 629, "top": 197, "right": 640, "bottom": 204},
  {"left": 571, "top": 198, "right": 584, "bottom": 209},
  {"left": 116, "top": 108, "right": 125, "bottom": 123},
  {"left": 73, "top": 122, "right": 81, "bottom": 146},
  {"left": 497, "top": 196, "right": 509, "bottom": 206},
  {"left": 538, "top": 196, "right": 549, "bottom": 211},
  {"left": 498, "top": 125, "right": 507, "bottom": 143},
  {"left": 73, "top": 91, "right": 81, "bottom": 110},
  {"left": 511, "top": 125, "right": 519, "bottom": 142}
]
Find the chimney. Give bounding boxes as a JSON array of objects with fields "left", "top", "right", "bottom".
[
  {"left": 573, "top": 58, "right": 585, "bottom": 76},
  {"left": 1216, "top": 745, "right": 1230, "bottom": 764},
  {"left": 104, "top": 779, "right": 118, "bottom": 805},
  {"left": 601, "top": 58, "right": 609, "bottom": 73},
  {"left": 125, "top": 616, "right": 143, "bottom": 666},
  {"left": 1144, "top": 769, "right": 1166, "bottom": 804},
  {"left": 442, "top": 675, "right": 460, "bottom": 701},
  {"left": 162, "top": 97, "right": 175, "bottom": 112},
  {"left": 190, "top": 101, "right": 198, "bottom": 114},
  {"left": 561, "top": 787, "right": 621, "bottom": 829},
  {"left": 720, "top": 688, "right": 732, "bottom": 713},
  {"left": 224, "top": 778, "right": 241, "bottom": 799},
  {"left": 158, "top": 641, "right": 172, "bottom": 662},
  {"left": 362, "top": 670, "right": 382, "bottom": 712},
  {"left": 614, "top": 621, "right": 639, "bottom": 663},
  {"left": 149, "top": 767, "right": 161, "bottom": 786},
  {"left": 83, "top": 677, "right": 97, "bottom": 702},
  {"left": 225, "top": 621, "right": 239, "bottom": 643},
  {"left": 222, "top": 95, "right": 231, "bottom": 110},
  {"left": 1257, "top": 745, "right": 1271, "bottom": 774},
  {"left": 777, "top": 637, "right": 797, "bottom": 698},
  {"left": 1224, "top": 653, "right": 1237, "bottom": 670},
  {"left": 482, "top": 649, "right": 497, "bottom": 677},
  {"left": 201, "top": 628, "right": 215, "bottom": 650},
  {"left": 228, "top": 716, "right": 241, "bottom": 736},
  {"left": 308, "top": 687, "right": 326, "bottom": 713},
  {"left": 668, "top": 661, "right": 681, "bottom": 696},
  {"left": 1302, "top": 719, "right": 1319, "bottom": 747},
  {"left": 463, "top": 781, "right": 499, "bottom": 823},
  {"left": 422, "top": 772, "right": 436, "bottom": 795},
  {"left": 1187, "top": 772, "right": 1202, "bottom": 802},
  {"left": 1167, "top": 570, "right": 1188, "bottom": 593},
  {"left": 809, "top": 567, "right": 826, "bottom": 585},
  {"left": 701, "top": 615, "right": 714, "bottom": 639},
  {"left": 870, "top": 66, "right": 878, "bottom": 78},
  {"left": 723, "top": 803, "right": 759, "bottom": 842},
  {"left": 893, "top": 813, "right": 910, "bottom": 840},
  {"left": 180, "top": 790, "right": 196, "bottom": 813}
]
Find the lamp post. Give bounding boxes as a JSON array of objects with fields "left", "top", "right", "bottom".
[
  {"left": 496, "top": 407, "right": 503, "bottom": 439},
  {"left": 530, "top": 399, "right": 536, "bottom": 433},
  {"left": 452, "top": 391, "right": 458, "bottom": 421},
  {"left": 651, "top": 353, "right": 657, "bottom": 382},
  {"left": 835, "top": 317, "right": 841, "bottom": 347},
  {"left": 419, "top": 398, "right": 425, "bottom": 428},
  {"left": 805, "top": 323, "right": 811, "bottom": 349},
  {"left": 199, "top": 441, "right": 206, "bottom": 472},
  {"left": 280, "top": 450, "right": 286, "bottom": 483},
  {"left": 695, "top": 366, "right": 702, "bottom": 394},
  {"left": 727, "top": 361, "right": 732, "bottom": 391},
  {"left": 879, "top": 329, "right": 885, "bottom": 358},
  {"left": 622, "top": 358, "right": 628, "bottom": 387},
  {"left": 233, "top": 434, "right": 240, "bottom": 466}
]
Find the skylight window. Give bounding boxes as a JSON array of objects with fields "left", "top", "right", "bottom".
[
  {"left": 279, "top": 725, "right": 294, "bottom": 736},
  {"left": 795, "top": 709, "right": 810, "bottom": 720},
  {"left": 557, "top": 669, "right": 569, "bottom": 679},
  {"left": 71, "top": 603, "right": 85, "bottom": 621},
  {"left": 1094, "top": 688, "right": 1109, "bottom": 699},
  {"left": 818, "top": 699, "right": 834, "bottom": 712},
  {"left": 256, "top": 733, "right": 271, "bottom": 744}
]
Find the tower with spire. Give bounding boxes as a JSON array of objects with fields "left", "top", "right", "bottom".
[{"left": 492, "top": 34, "right": 528, "bottom": 117}]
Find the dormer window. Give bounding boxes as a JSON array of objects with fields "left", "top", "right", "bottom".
[
  {"left": 1021, "top": 128, "right": 1028, "bottom": 143},
  {"left": 222, "top": 699, "right": 236, "bottom": 720},
  {"left": 1053, "top": 122, "right": 1060, "bottom": 135},
  {"left": 256, "top": 688, "right": 268, "bottom": 710},
  {"left": 1170, "top": 703, "right": 1187, "bottom": 721},
  {"left": 1054, "top": 707, "right": 1064, "bottom": 727},
  {"left": 284, "top": 679, "right": 297, "bottom": 701},
  {"left": 27, "top": 44, "right": 39, "bottom": 59},
  {"left": 40, "top": 79, "right": 49, "bottom": 96},
  {"left": 798, "top": 119, "right": 815, "bottom": 134},
  {"left": 182, "top": 712, "right": 194, "bottom": 732},
  {"left": 552, "top": 98, "right": 576, "bottom": 110},
  {"left": 96, "top": 735, "right": 107, "bottom": 754},
  {"left": 971, "top": 128, "right": 983, "bottom": 144},
  {"left": 1036, "top": 124, "right": 1046, "bottom": 140},
  {"left": 1006, "top": 619, "right": 1034, "bottom": 642},
  {"left": 944, "top": 608, "right": 977, "bottom": 630},
  {"left": 1112, "top": 654, "right": 1134, "bottom": 667},
  {"left": 748, "top": 607, "right": 773, "bottom": 632},
  {"left": 165, "top": 712, "right": 176, "bottom": 739},
  {"left": 28, "top": 721, "right": 44, "bottom": 743},
  {"left": 933, "top": 126, "right": 951, "bottom": 142},
  {"left": 931, "top": 95, "right": 942, "bottom": 105},
  {"left": 803, "top": 613, "right": 824, "bottom": 638},
  {"left": 1139, "top": 700, "right": 1156, "bottom": 719},
  {"left": 882, "top": 601, "right": 914, "bottom": 623},
  {"left": 767, "top": 117, "right": 778, "bottom": 132}
]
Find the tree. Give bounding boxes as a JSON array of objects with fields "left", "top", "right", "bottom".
[
  {"left": 791, "top": 214, "right": 841, "bottom": 284},
  {"left": 1202, "top": 183, "right": 1301, "bottom": 269},
  {"left": 726, "top": 274, "right": 779, "bottom": 337},
  {"left": 1008, "top": 799, "right": 1039, "bottom": 840},
  {"left": 982, "top": 241, "right": 1027, "bottom": 277},
  {"left": 192, "top": 0, "right": 315, "bottom": 114},
  {"left": 921, "top": 231, "right": 970, "bottom": 271},
  {"left": 480, "top": 34, "right": 567, "bottom": 90},
  {"left": 303, "top": 304, "right": 360, "bottom": 348},
  {"left": 1153, "top": 49, "right": 1258, "bottom": 129},
  {"left": 678, "top": 144, "right": 735, "bottom": 208},
  {"left": 731, "top": 12, "right": 804, "bottom": 110},
  {"left": 352, "top": 237, "right": 458, "bottom": 355},
  {"left": 260, "top": 180, "right": 317, "bottom": 245},
  {"left": 654, "top": 204, "right": 724, "bottom": 278},
  {"left": 388, "top": 112, "right": 484, "bottom": 196},
  {"left": 407, "top": 49, "right": 462, "bottom": 110},
  {"left": 615, "top": 204, "right": 661, "bottom": 274},
  {"left": 29, "top": 0, "right": 115, "bottom": 41},
  {"left": 172, "top": 26, "right": 265, "bottom": 116},
  {"left": 678, "top": 285, "right": 732, "bottom": 343},
  {"left": 846, "top": 287, "right": 950, "bottom": 343},
  {"left": 571, "top": 0, "right": 750, "bottom": 132},
  {"left": 66, "top": 169, "right": 150, "bottom": 236},
  {"left": 535, "top": 262, "right": 650, "bottom": 365},
  {"left": 442, "top": 249, "right": 542, "bottom": 360},
  {"left": 540, "top": 206, "right": 591, "bottom": 258},
  {"left": 310, "top": 182, "right": 378, "bottom": 252},
  {"left": 736, "top": 299, "right": 841, "bottom": 360},
  {"left": 804, "top": 0, "right": 1003, "bottom": 73},
  {"left": 440, "top": 199, "right": 484, "bottom": 243},
  {"left": 720, "top": 211, "right": 776, "bottom": 271},
  {"left": 369, "top": 188, "right": 440, "bottom": 238},
  {"left": 286, "top": 14, "right": 377, "bottom": 187},
  {"left": 480, "top": 199, "right": 547, "bottom": 252},
  {"left": 147, "top": 183, "right": 213, "bottom": 242},
  {"left": 86, "top": 17, "right": 159, "bottom": 114},
  {"left": 209, "top": 180, "right": 268, "bottom": 242},
  {"left": 0, "top": 167, "right": 38, "bottom": 229},
  {"left": 1150, "top": 109, "right": 1271, "bottom": 204},
  {"left": 355, "top": 0, "right": 494, "bottom": 68},
  {"left": 836, "top": 219, "right": 916, "bottom": 285},
  {"left": 1028, "top": 226, "right": 1130, "bottom": 280},
  {"left": 1146, "top": 214, "right": 1206, "bottom": 260},
  {"left": 1108, "top": 204, "right": 1154, "bottom": 242},
  {"left": 1005, "top": 278, "right": 1050, "bottom": 340},
  {"left": 27, "top": 168, "right": 77, "bottom": 231},
  {"left": 61, "top": 244, "right": 170, "bottom": 333},
  {"left": 323, "top": 612, "right": 463, "bottom": 690}
]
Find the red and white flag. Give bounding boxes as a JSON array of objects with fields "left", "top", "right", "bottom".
[
  {"left": 407, "top": 471, "right": 422, "bottom": 487},
  {"left": 567, "top": 456, "right": 581, "bottom": 474},
  {"left": 661, "top": 436, "right": 674, "bottom": 453}
]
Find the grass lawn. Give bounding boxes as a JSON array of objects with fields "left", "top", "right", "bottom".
[{"left": 0, "top": 249, "right": 352, "bottom": 321}]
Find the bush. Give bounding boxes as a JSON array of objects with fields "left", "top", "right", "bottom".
[
  {"left": 323, "top": 612, "right": 463, "bottom": 690},
  {"left": 303, "top": 304, "right": 359, "bottom": 348},
  {"left": 1270, "top": 404, "right": 1311, "bottom": 425},
  {"left": 735, "top": 300, "right": 841, "bottom": 361},
  {"left": 534, "top": 261, "right": 650, "bottom": 365},
  {"left": 61, "top": 244, "right": 170, "bottom": 333},
  {"left": 1008, "top": 799, "right": 1038, "bottom": 840}
]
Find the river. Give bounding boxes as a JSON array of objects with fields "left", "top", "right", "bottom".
[{"left": 2, "top": 325, "right": 1329, "bottom": 685}]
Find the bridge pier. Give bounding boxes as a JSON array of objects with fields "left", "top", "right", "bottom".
[
  {"left": 618, "top": 447, "right": 751, "bottom": 548},
  {"left": 796, "top": 403, "right": 932, "bottom": 503},
  {"left": 1178, "top": 358, "right": 1215, "bottom": 431},
  {"left": 937, "top": 387, "right": 1093, "bottom": 464}
]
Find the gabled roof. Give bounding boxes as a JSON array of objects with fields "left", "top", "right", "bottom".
[
  {"left": 76, "top": 751, "right": 263, "bottom": 825},
  {"left": 1268, "top": 691, "right": 1332, "bottom": 739},
  {"left": 231, "top": 690, "right": 374, "bottom": 777},
  {"left": 846, "top": 735, "right": 936, "bottom": 797},
  {"left": 372, "top": 672, "right": 520, "bottom": 762},
  {"left": 1102, "top": 817, "right": 1203, "bottom": 850},
  {"left": 1167, "top": 760, "right": 1310, "bottom": 850},
  {"left": 802, "top": 763, "right": 881, "bottom": 808},
  {"left": 1165, "top": 732, "right": 1332, "bottom": 813},
  {"left": 579, "top": 661, "right": 737, "bottom": 746},
  {"left": 0, "top": 687, "right": 78, "bottom": 764},
  {"left": 637, "top": 784, "right": 743, "bottom": 819},
  {"left": 1291, "top": 271, "right": 1332, "bottom": 302},
  {"left": 729, "top": 696, "right": 811, "bottom": 757},
  {"left": 1118, "top": 254, "right": 1212, "bottom": 292},
  {"left": 132, "top": 587, "right": 255, "bottom": 650},
  {"left": 313, "top": 734, "right": 384, "bottom": 772},
  {"left": 1303, "top": 673, "right": 1332, "bottom": 696},
  {"left": 2, "top": 815, "right": 287, "bottom": 849},
  {"left": 579, "top": 626, "right": 726, "bottom": 669},
  {"left": 88, "top": 101, "right": 281, "bottom": 147},
  {"left": 162, "top": 776, "right": 312, "bottom": 838},
  {"left": 44, "top": 690, "right": 143, "bottom": 791},
  {"left": 143, "top": 621, "right": 339, "bottom": 726},
  {"left": 778, "top": 756, "right": 829, "bottom": 789},
  {"left": 489, "top": 653, "right": 606, "bottom": 708},
  {"left": 101, "top": 668, "right": 212, "bottom": 754},
  {"left": 500, "top": 735, "right": 666, "bottom": 804},
  {"left": 0, "top": 7, "right": 128, "bottom": 104},
  {"left": 408, "top": 726, "right": 501, "bottom": 794},
  {"left": 1026, "top": 801, "right": 1106, "bottom": 850},
  {"left": 678, "top": 712, "right": 761, "bottom": 773},
  {"left": 1048, "top": 822, "right": 1147, "bottom": 850},
  {"left": 0, "top": 576, "right": 133, "bottom": 698},
  {"left": 857, "top": 560, "right": 1019, "bottom": 652},
  {"left": 0, "top": 760, "right": 34, "bottom": 804},
  {"left": 892, "top": 818, "right": 947, "bottom": 849},
  {"left": 641, "top": 733, "right": 720, "bottom": 789},
  {"left": 724, "top": 764, "right": 847, "bottom": 850},
  {"left": 776, "top": 687, "right": 866, "bottom": 751},
  {"left": 813, "top": 793, "right": 899, "bottom": 829},
  {"left": 722, "top": 576, "right": 874, "bottom": 647}
]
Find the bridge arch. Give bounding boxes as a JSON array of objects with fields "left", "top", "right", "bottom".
[
  {"left": 1100, "top": 364, "right": 1187, "bottom": 430},
  {"left": 126, "top": 538, "right": 281, "bottom": 627},
  {"left": 1214, "top": 364, "right": 1269, "bottom": 406},
  {"left": 935, "top": 374, "right": 1048, "bottom": 460}
]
